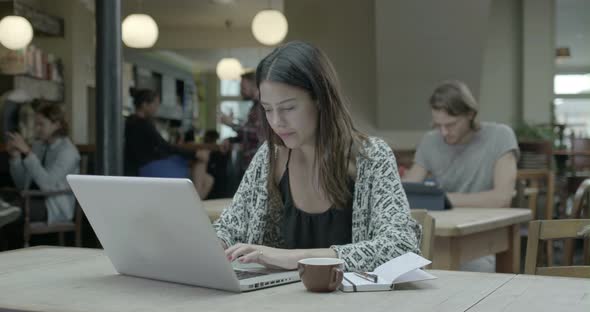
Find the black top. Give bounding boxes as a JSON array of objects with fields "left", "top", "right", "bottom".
[
  {"left": 124, "top": 115, "right": 194, "bottom": 176},
  {"left": 280, "top": 150, "right": 353, "bottom": 249}
]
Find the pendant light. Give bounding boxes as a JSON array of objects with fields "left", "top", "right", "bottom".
[
  {"left": 122, "top": 14, "right": 158, "bottom": 48},
  {"left": 216, "top": 20, "right": 243, "bottom": 80},
  {"left": 251, "top": 8, "right": 288, "bottom": 46},
  {"left": 0, "top": 16, "right": 33, "bottom": 50},
  {"left": 122, "top": 1, "right": 158, "bottom": 48}
]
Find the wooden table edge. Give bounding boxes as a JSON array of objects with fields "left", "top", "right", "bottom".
[{"left": 433, "top": 210, "right": 532, "bottom": 237}]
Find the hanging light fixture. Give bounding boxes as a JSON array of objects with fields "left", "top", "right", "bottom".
[
  {"left": 251, "top": 9, "right": 288, "bottom": 46},
  {"left": 216, "top": 20, "right": 243, "bottom": 80},
  {"left": 122, "top": 13, "right": 159, "bottom": 48},
  {"left": 0, "top": 15, "right": 33, "bottom": 50},
  {"left": 216, "top": 57, "right": 243, "bottom": 80}
]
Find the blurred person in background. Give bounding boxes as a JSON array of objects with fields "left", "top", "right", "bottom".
[
  {"left": 403, "top": 80, "right": 518, "bottom": 209},
  {"left": 219, "top": 71, "right": 262, "bottom": 174},
  {"left": 403, "top": 80, "right": 519, "bottom": 273},
  {"left": 124, "top": 88, "right": 213, "bottom": 198},
  {"left": 7, "top": 103, "right": 80, "bottom": 224}
]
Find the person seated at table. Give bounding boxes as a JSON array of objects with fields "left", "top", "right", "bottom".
[
  {"left": 124, "top": 88, "right": 213, "bottom": 198},
  {"left": 6, "top": 103, "right": 80, "bottom": 224},
  {"left": 403, "top": 80, "right": 519, "bottom": 208},
  {"left": 213, "top": 41, "right": 421, "bottom": 272}
]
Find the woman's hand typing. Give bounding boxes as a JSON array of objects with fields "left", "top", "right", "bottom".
[{"left": 224, "top": 243, "right": 337, "bottom": 270}]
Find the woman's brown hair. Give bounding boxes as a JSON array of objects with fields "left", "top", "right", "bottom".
[
  {"left": 255, "top": 41, "right": 367, "bottom": 209},
  {"left": 35, "top": 103, "right": 69, "bottom": 137}
]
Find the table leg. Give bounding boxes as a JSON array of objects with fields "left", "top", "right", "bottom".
[
  {"left": 496, "top": 224, "right": 521, "bottom": 273},
  {"left": 432, "top": 237, "right": 461, "bottom": 270}
]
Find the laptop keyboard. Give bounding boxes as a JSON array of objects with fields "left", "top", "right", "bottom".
[{"left": 234, "top": 270, "right": 271, "bottom": 280}]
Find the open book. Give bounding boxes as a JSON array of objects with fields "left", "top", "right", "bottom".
[{"left": 340, "top": 252, "right": 436, "bottom": 292}]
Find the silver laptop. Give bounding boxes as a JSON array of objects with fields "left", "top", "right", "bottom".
[{"left": 66, "top": 175, "right": 300, "bottom": 292}]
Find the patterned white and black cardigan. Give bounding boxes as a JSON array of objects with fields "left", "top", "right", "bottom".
[{"left": 213, "top": 137, "right": 421, "bottom": 271}]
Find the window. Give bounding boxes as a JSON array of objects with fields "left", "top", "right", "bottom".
[
  {"left": 220, "top": 79, "right": 240, "bottom": 97},
  {"left": 554, "top": 98, "right": 590, "bottom": 138},
  {"left": 218, "top": 79, "right": 253, "bottom": 141},
  {"left": 553, "top": 73, "right": 590, "bottom": 142},
  {"left": 554, "top": 74, "right": 590, "bottom": 94}
]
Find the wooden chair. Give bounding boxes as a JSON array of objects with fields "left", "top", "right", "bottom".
[
  {"left": 525, "top": 219, "right": 590, "bottom": 278},
  {"left": 516, "top": 140, "right": 557, "bottom": 215},
  {"left": 571, "top": 179, "right": 590, "bottom": 219},
  {"left": 570, "top": 138, "right": 590, "bottom": 174},
  {"left": 564, "top": 179, "right": 590, "bottom": 266},
  {"left": 22, "top": 190, "right": 83, "bottom": 247},
  {"left": 0, "top": 187, "right": 82, "bottom": 247},
  {"left": 514, "top": 169, "right": 555, "bottom": 265},
  {"left": 1, "top": 146, "right": 91, "bottom": 247},
  {"left": 410, "top": 209, "right": 435, "bottom": 261},
  {"left": 516, "top": 141, "right": 554, "bottom": 216},
  {"left": 515, "top": 169, "right": 555, "bottom": 221}
]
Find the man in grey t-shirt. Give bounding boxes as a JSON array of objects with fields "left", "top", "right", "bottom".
[{"left": 404, "top": 81, "right": 518, "bottom": 208}]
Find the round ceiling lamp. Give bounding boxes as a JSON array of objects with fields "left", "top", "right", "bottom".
[
  {"left": 0, "top": 16, "right": 33, "bottom": 50},
  {"left": 216, "top": 58, "right": 243, "bottom": 80},
  {"left": 122, "top": 14, "right": 159, "bottom": 48},
  {"left": 251, "top": 9, "right": 288, "bottom": 46}
]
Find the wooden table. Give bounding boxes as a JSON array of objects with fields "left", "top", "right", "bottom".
[
  {"left": 553, "top": 150, "right": 590, "bottom": 156},
  {"left": 1, "top": 247, "right": 588, "bottom": 312},
  {"left": 429, "top": 208, "right": 531, "bottom": 273},
  {"left": 468, "top": 274, "right": 590, "bottom": 312},
  {"left": 0, "top": 247, "right": 513, "bottom": 312}
]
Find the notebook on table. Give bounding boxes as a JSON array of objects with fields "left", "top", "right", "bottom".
[{"left": 340, "top": 252, "right": 436, "bottom": 292}]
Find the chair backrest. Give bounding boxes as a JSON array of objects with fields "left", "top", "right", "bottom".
[
  {"left": 525, "top": 219, "right": 590, "bottom": 278},
  {"left": 571, "top": 138, "right": 590, "bottom": 171},
  {"left": 564, "top": 179, "right": 590, "bottom": 266},
  {"left": 410, "top": 209, "right": 435, "bottom": 261},
  {"left": 518, "top": 141, "right": 553, "bottom": 170},
  {"left": 514, "top": 169, "right": 555, "bottom": 220},
  {"left": 77, "top": 145, "right": 93, "bottom": 175},
  {"left": 572, "top": 179, "right": 590, "bottom": 219}
]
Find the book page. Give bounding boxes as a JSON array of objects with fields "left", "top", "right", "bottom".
[
  {"left": 373, "top": 252, "right": 432, "bottom": 281},
  {"left": 394, "top": 269, "right": 437, "bottom": 284}
]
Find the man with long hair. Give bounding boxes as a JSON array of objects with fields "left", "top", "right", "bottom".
[{"left": 404, "top": 80, "right": 519, "bottom": 209}]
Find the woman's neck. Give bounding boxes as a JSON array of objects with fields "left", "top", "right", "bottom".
[{"left": 293, "top": 143, "right": 315, "bottom": 166}]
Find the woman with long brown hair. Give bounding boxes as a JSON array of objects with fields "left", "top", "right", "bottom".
[{"left": 214, "top": 41, "right": 420, "bottom": 271}]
